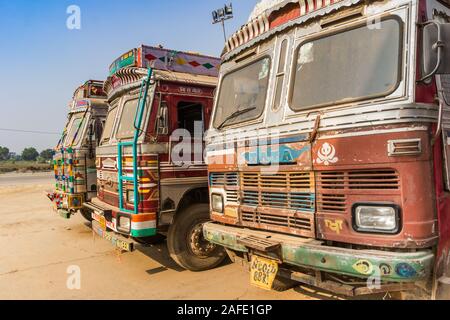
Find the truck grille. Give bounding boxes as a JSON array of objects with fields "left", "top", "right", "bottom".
[
  {"left": 317, "top": 169, "right": 400, "bottom": 190},
  {"left": 240, "top": 171, "right": 315, "bottom": 237},
  {"left": 210, "top": 172, "right": 239, "bottom": 186},
  {"left": 241, "top": 207, "right": 315, "bottom": 237},
  {"left": 316, "top": 194, "right": 347, "bottom": 213},
  {"left": 210, "top": 172, "right": 239, "bottom": 204}
]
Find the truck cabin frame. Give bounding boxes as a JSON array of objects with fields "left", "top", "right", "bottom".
[
  {"left": 48, "top": 80, "right": 108, "bottom": 220},
  {"left": 203, "top": 0, "right": 450, "bottom": 299},
  {"left": 84, "top": 46, "right": 226, "bottom": 271}
]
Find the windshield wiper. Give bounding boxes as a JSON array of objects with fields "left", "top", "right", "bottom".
[{"left": 217, "top": 107, "right": 256, "bottom": 130}]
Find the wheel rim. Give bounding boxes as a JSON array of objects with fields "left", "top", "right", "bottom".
[{"left": 188, "top": 221, "right": 217, "bottom": 258}]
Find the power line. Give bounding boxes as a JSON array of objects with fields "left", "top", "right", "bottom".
[{"left": 0, "top": 128, "right": 60, "bottom": 135}]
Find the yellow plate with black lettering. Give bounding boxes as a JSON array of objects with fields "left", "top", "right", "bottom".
[
  {"left": 250, "top": 255, "right": 278, "bottom": 290},
  {"left": 99, "top": 215, "right": 107, "bottom": 231}
]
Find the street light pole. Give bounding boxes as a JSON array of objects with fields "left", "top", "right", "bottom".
[
  {"left": 212, "top": 3, "right": 233, "bottom": 43},
  {"left": 221, "top": 19, "right": 227, "bottom": 43}
]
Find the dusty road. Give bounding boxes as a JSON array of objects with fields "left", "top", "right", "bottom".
[{"left": 0, "top": 172, "right": 342, "bottom": 300}]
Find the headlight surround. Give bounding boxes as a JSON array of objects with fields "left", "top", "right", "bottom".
[
  {"left": 211, "top": 194, "right": 224, "bottom": 213},
  {"left": 117, "top": 215, "right": 131, "bottom": 233},
  {"left": 353, "top": 204, "right": 400, "bottom": 234}
]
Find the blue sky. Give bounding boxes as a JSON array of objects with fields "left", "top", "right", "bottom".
[{"left": 0, "top": 0, "right": 259, "bottom": 153}]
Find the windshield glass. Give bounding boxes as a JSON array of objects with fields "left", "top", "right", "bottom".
[
  {"left": 116, "top": 98, "right": 139, "bottom": 139},
  {"left": 290, "top": 18, "right": 402, "bottom": 110},
  {"left": 213, "top": 57, "right": 271, "bottom": 128},
  {"left": 63, "top": 113, "right": 86, "bottom": 147},
  {"left": 101, "top": 106, "right": 118, "bottom": 144}
]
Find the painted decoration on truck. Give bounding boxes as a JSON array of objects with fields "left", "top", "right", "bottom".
[
  {"left": 141, "top": 46, "right": 220, "bottom": 77},
  {"left": 316, "top": 142, "right": 338, "bottom": 165}
]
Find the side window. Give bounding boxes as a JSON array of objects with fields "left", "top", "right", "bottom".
[
  {"left": 116, "top": 99, "right": 139, "bottom": 140},
  {"left": 177, "top": 101, "right": 204, "bottom": 136},
  {"left": 273, "top": 39, "right": 288, "bottom": 111},
  {"left": 101, "top": 106, "right": 118, "bottom": 144}
]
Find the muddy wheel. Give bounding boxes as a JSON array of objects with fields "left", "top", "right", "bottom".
[
  {"left": 167, "top": 203, "right": 226, "bottom": 271},
  {"left": 271, "top": 276, "right": 297, "bottom": 292},
  {"left": 133, "top": 234, "right": 166, "bottom": 245},
  {"left": 79, "top": 209, "right": 93, "bottom": 222}
]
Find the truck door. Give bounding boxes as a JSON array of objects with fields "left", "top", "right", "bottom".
[{"left": 169, "top": 98, "right": 206, "bottom": 168}]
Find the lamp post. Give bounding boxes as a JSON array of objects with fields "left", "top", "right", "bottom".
[{"left": 212, "top": 3, "right": 233, "bottom": 43}]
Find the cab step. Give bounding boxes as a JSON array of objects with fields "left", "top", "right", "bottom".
[{"left": 237, "top": 235, "right": 281, "bottom": 252}]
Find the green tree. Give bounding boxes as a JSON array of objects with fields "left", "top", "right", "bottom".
[
  {"left": 0, "top": 146, "right": 9, "bottom": 160},
  {"left": 21, "top": 147, "right": 39, "bottom": 161},
  {"left": 40, "top": 149, "right": 54, "bottom": 161}
]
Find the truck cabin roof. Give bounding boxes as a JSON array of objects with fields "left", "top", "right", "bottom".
[
  {"left": 104, "top": 45, "right": 220, "bottom": 99},
  {"left": 223, "top": 0, "right": 450, "bottom": 61},
  {"left": 68, "top": 80, "right": 108, "bottom": 115}
]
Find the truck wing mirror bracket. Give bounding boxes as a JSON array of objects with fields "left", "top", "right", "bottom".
[{"left": 420, "top": 21, "right": 450, "bottom": 82}]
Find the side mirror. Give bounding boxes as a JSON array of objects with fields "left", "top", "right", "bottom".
[
  {"left": 421, "top": 21, "right": 450, "bottom": 81},
  {"left": 157, "top": 101, "right": 169, "bottom": 135},
  {"left": 94, "top": 119, "right": 104, "bottom": 145}
]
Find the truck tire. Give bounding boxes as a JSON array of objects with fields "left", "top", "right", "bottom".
[
  {"left": 167, "top": 203, "right": 226, "bottom": 271},
  {"left": 79, "top": 209, "right": 93, "bottom": 222}
]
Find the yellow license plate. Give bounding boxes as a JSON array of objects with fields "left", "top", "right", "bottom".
[
  {"left": 250, "top": 255, "right": 278, "bottom": 290},
  {"left": 99, "top": 215, "right": 107, "bottom": 231}
]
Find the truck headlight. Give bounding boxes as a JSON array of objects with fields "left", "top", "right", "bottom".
[
  {"left": 117, "top": 215, "right": 131, "bottom": 233},
  {"left": 211, "top": 194, "right": 224, "bottom": 213},
  {"left": 353, "top": 204, "right": 400, "bottom": 234}
]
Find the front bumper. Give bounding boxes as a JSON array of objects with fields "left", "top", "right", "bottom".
[
  {"left": 203, "top": 222, "right": 434, "bottom": 282},
  {"left": 83, "top": 198, "right": 157, "bottom": 238},
  {"left": 91, "top": 220, "right": 134, "bottom": 252},
  {"left": 47, "top": 190, "right": 84, "bottom": 218}
]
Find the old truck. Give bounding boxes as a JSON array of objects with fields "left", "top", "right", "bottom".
[
  {"left": 83, "top": 45, "right": 226, "bottom": 271},
  {"left": 203, "top": 0, "right": 450, "bottom": 298},
  {"left": 48, "top": 80, "right": 108, "bottom": 220}
]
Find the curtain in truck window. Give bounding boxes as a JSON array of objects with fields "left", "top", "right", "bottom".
[{"left": 290, "top": 18, "right": 402, "bottom": 110}]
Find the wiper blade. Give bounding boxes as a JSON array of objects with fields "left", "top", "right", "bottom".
[{"left": 217, "top": 107, "right": 256, "bottom": 130}]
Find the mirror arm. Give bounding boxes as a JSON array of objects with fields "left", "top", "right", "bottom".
[
  {"left": 418, "top": 21, "right": 445, "bottom": 83},
  {"left": 432, "top": 97, "right": 444, "bottom": 146}
]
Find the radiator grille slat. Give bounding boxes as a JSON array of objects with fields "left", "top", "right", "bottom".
[
  {"left": 210, "top": 172, "right": 239, "bottom": 204},
  {"left": 317, "top": 170, "right": 400, "bottom": 190},
  {"left": 241, "top": 171, "right": 315, "bottom": 236}
]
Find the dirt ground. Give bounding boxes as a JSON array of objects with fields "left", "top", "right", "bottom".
[{"left": 0, "top": 172, "right": 346, "bottom": 300}]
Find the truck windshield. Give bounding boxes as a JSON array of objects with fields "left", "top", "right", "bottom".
[
  {"left": 101, "top": 106, "right": 118, "bottom": 144},
  {"left": 116, "top": 98, "right": 139, "bottom": 139},
  {"left": 64, "top": 113, "right": 86, "bottom": 147},
  {"left": 290, "top": 17, "right": 402, "bottom": 110},
  {"left": 213, "top": 57, "right": 271, "bottom": 129}
]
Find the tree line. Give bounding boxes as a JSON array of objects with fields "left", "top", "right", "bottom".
[{"left": 0, "top": 146, "right": 54, "bottom": 162}]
